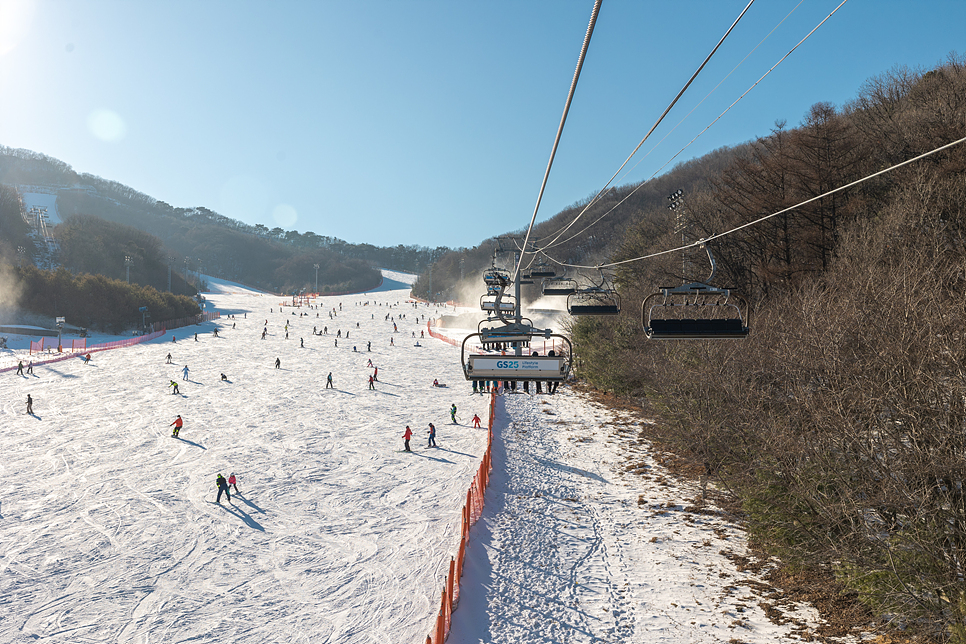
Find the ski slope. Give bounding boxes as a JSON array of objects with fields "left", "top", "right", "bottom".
[{"left": 1, "top": 280, "right": 491, "bottom": 644}]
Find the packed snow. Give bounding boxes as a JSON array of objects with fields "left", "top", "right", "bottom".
[
  {"left": 0, "top": 272, "right": 856, "bottom": 643},
  {"left": 1, "top": 278, "right": 490, "bottom": 643}
]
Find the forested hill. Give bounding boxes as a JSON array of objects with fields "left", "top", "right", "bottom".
[
  {"left": 0, "top": 150, "right": 451, "bottom": 293},
  {"left": 428, "top": 57, "right": 966, "bottom": 639}
]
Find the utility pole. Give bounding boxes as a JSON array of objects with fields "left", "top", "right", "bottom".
[
  {"left": 314, "top": 263, "right": 320, "bottom": 293},
  {"left": 124, "top": 256, "right": 133, "bottom": 283}
]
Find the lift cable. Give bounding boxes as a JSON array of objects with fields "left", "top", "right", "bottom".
[
  {"left": 512, "top": 0, "right": 602, "bottom": 281},
  {"left": 539, "top": 0, "right": 847, "bottom": 254},
  {"left": 534, "top": 0, "right": 757, "bottom": 254},
  {"left": 547, "top": 134, "right": 966, "bottom": 271}
]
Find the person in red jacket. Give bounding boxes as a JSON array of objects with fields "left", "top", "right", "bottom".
[
  {"left": 472, "top": 414, "right": 482, "bottom": 428},
  {"left": 170, "top": 415, "right": 183, "bottom": 437},
  {"left": 403, "top": 426, "right": 413, "bottom": 452}
]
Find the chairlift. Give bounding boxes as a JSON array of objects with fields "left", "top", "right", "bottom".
[
  {"left": 528, "top": 257, "right": 557, "bottom": 279},
  {"left": 483, "top": 267, "right": 510, "bottom": 287},
  {"left": 566, "top": 269, "right": 620, "bottom": 315},
  {"left": 461, "top": 325, "right": 573, "bottom": 383},
  {"left": 480, "top": 293, "right": 516, "bottom": 314},
  {"left": 642, "top": 239, "right": 749, "bottom": 339},
  {"left": 567, "top": 288, "right": 621, "bottom": 315},
  {"left": 542, "top": 278, "right": 578, "bottom": 296}
]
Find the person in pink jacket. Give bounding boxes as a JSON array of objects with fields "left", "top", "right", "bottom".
[{"left": 228, "top": 473, "right": 239, "bottom": 494}]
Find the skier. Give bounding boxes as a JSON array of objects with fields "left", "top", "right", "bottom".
[
  {"left": 26, "top": 394, "right": 33, "bottom": 415},
  {"left": 26, "top": 361, "right": 33, "bottom": 375},
  {"left": 472, "top": 414, "right": 482, "bottom": 428},
  {"left": 228, "top": 473, "right": 240, "bottom": 494},
  {"left": 367, "top": 358, "right": 373, "bottom": 368},
  {"left": 169, "top": 380, "right": 180, "bottom": 394},
  {"left": 427, "top": 423, "right": 437, "bottom": 448},
  {"left": 16, "top": 360, "right": 23, "bottom": 375},
  {"left": 84, "top": 353, "right": 92, "bottom": 365},
  {"left": 300, "top": 338, "right": 304, "bottom": 348},
  {"left": 390, "top": 337, "right": 394, "bottom": 347},
  {"left": 182, "top": 365, "right": 190, "bottom": 380},
  {"left": 368, "top": 375, "right": 375, "bottom": 390},
  {"left": 326, "top": 372, "right": 333, "bottom": 388},
  {"left": 216, "top": 473, "right": 231, "bottom": 503},
  {"left": 170, "top": 415, "right": 183, "bottom": 437},
  {"left": 373, "top": 366, "right": 378, "bottom": 381},
  {"left": 403, "top": 425, "right": 413, "bottom": 452},
  {"left": 367, "top": 341, "right": 371, "bottom": 352},
  {"left": 213, "top": 328, "right": 219, "bottom": 337},
  {"left": 450, "top": 404, "right": 458, "bottom": 424},
  {"left": 166, "top": 353, "right": 173, "bottom": 364},
  {"left": 275, "top": 357, "right": 281, "bottom": 369},
  {"left": 194, "top": 333, "right": 198, "bottom": 342}
]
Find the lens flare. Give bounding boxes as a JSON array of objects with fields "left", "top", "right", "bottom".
[{"left": 87, "top": 109, "right": 127, "bottom": 142}]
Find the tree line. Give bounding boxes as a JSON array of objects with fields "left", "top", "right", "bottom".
[
  {"left": 567, "top": 56, "right": 966, "bottom": 640},
  {"left": 12, "top": 264, "right": 201, "bottom": 333}
]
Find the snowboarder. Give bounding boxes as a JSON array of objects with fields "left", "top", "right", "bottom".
[
  {"left": 26, "top": 394, "right": 33, "bottom": 415},
  {"left": 221, "top": 373, "right": 228, "bottom": 381},
  {"left": 216, "top": 473, "right": 231, "bottom": 503},
  {"left": 182, "top": 365, "right": 190, "bottom": 380},
  {"left": 228, "top": 473, "right": 239, "bottom": 494},
  {"left": 403, "top": 426, "right": 413, "bottom": 452},
  {"left": 368, "top": 375, "right": 375, "bottom": 390},
  {"left": 275, "top": 357, "right": 281, "bottom": 369},
  {"left": 166, "top": 353, "right": 172, "bottom": 364},
  {"left": 16, "top": 360, "right": 23, "bottom": 375},
  {"left": 326, "top": 372, "right": 333, "bottom": 388},
  {"left": 427, "top": 423, "right": 437, "bottom": 447},
  {"left": 450, "top": 404, "right": 458, "bottom": 424},
  {"left": 170, "top": 415, "right": 183, "bottom": 437},
  {"left": 472, "top": 414, "right": 482, "bottom": 428},
  {"left": 169, "top": 380, "right": 180, "bottom": 394}
]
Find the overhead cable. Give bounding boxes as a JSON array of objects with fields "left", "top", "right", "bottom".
[
  {"left": 542, "top": 0, "right": 847, "bottom": 253},
  {"left": 554, "top": 134, "right": 966, "bottom": 270},
  {"left": 537, "top": 0, "right": 757, "bottom": 251},
  {"left": 513, "top": 0, "right": 602, "bottom": 281}
]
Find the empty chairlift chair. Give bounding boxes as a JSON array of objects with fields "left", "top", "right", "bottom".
[
  {"left": 567, "top": 288, "right": 621, "bottom": 316},
  {"left": 541, "top": 278, "right": 578, "bottom": 296},
  {"left": 642, "top": 283, "right": 749, "bottom": 339}
]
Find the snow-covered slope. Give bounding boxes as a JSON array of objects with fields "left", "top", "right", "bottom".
[{"left": 1, "top": 285, "right": 489, "bottom": 643}]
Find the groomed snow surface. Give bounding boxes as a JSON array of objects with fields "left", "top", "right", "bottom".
[{"left": 1, "top": 274, "right": 856, "bottom": 643}]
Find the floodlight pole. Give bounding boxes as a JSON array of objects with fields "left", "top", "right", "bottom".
[
  {"left": 124, "top": 256, "right": 133, "bottom": 283},
  {"left": 314, "top": 263, "right": 319, "bottom": 292}
]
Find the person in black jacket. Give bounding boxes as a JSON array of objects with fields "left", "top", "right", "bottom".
[{"left": 216, "top": 474, "right": 231, "bottom": 503}]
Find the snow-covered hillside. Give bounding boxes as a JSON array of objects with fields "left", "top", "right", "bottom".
[{"left": 1, "top": 279, "right": 490, "bottom": 643}]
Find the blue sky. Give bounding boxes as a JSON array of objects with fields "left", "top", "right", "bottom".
[{"left": 0, "top": 1, "right": 963, "bottom": 249}]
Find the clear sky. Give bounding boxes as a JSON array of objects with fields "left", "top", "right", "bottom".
[{"left": 0, "top": 1, "right": 963, "bottom": 249}]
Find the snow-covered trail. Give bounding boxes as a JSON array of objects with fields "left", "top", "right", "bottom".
[
  {"left": 449, "top": 391, "right": 843, "bottom": 644},
  {"left": 0, "top": 285, "right": 490, "bottom": 644}
]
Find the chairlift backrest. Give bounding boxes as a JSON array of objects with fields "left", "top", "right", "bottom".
[{"left": 567, "top": 289, "right": 621, "bottom": 316}]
